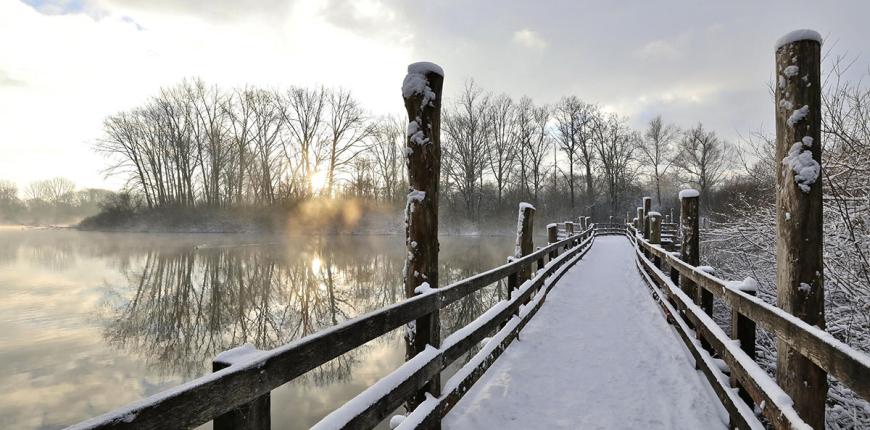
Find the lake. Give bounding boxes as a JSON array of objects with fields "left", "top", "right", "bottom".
[{"left": 0, "top": 228, "right": 518, "bottom": 429}]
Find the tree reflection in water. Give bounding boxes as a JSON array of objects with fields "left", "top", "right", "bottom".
[{"left": 100, "top": 235, "right": 513, "bottom": 389}]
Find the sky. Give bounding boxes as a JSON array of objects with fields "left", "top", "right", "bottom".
[{"left": 1, "top": 0, "right": 869, "bottom": 191}]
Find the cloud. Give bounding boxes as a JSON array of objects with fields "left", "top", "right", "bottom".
[
  {"left": 512, "top": 28, "right": 547, "bottom": 49},
  {"left": 634, "top": 39, "right": 682, "bottom": 60}
]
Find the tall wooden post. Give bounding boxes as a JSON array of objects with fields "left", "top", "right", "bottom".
[
  {"left": 774, "top": 30, "right": 826, "bottom": 429},
  {"left": 213, "top": 347, "right": 270, "bottom": 430},
  {"left": 642, "top": 197, "right": 652, "bottom": 239},
  {"left": 565, "top": 221, "right": 574, "bottom": 236},
  {"left": 679, "top": 190, "right": 700, "bottom": 299},
  {"left": 402, "top": 61, "right": 443, "bottom": 411},
  {"left": 515, "top": 203, "right": 535, "bottom": 283}
]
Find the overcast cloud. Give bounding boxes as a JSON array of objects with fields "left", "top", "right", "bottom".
[{"left": 1, "top": 0, "right": 869, "bottom": 190}]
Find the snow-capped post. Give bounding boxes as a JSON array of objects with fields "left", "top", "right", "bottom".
[
  {"left": 608, "top": 215, "right": 613, "bottom": 228},
  {"left": 514, "top": 203, "right": 536, "bottom": 284},
  {"left": 642, "top": 197, "right": 652, "bottom": 239},
  {"left": 774, "top": 29, "right": 827, "bottom": 428},
  {"left": 402, "top": 61, "right": 444, "bottom": 411},
  {"left": 678, "top": 190, "right": 700, "bottom": 300},
  {"left": 731, "top": 280, "right": 758, "bottom": 408},
  {"left": 212, "top": 347, "right": 270, "bottom": 430},
  {"left": 565, "top": 221, "right": 574, "bottom": 238},
  {"left": 547, "top": 223, "right": 558, "bottom": 260}
]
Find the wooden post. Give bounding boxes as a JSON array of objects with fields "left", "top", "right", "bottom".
[
  {"left": 679, "top": 190, "right": 700, "bottom": 300},
  {"left": 649, "top": 212, "right": 662, "bottom": 267},
  {"left": 731, "top": 283, "right": 758, "bottom": 407},
  {"left": 213, "top": 347, "right": 270, "bottom": 430},
  {"left": 565, "top": 221, "right": 574, "bottom": 237},
  {"left": 402, "top": 61, "right": 444, "bottom": 411},
  {"left": 514, "top": 203, "right": 535, "bottom": 283},
  {"left": 636, "top": 207, "right": 643, "bottom": 231},
  {"left": 774, "top": 30, "right": 827, "bottom": 429},
  {"left": 550, "top": 223, "right": 561, "bottom": 259},
  {"left": 642, "top": 197, "right": 652, "bottom": 239}
]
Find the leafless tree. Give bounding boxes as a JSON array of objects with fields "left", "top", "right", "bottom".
[
  {"left": 443, "top": 80, "right": 491, "bottom": 221},
  {"left": 324, "top": 89, "right": 371, "bottom": 197},
  {"left": 554, "top": 96, "right": 597, "bottom": 212},
  {"left": 673, "top": 122, "right": 728, "bottom": 208},
  {"left": 370, "top": 116, "right": 405, "bottom": 201},
  {"left": 638, "top": 115, "right": 679, "bottom": 206},
  {"left": 516, "top": 97, "right": 551, "bottom": 204},
  {"left": 592, "top": 114, "right": 637, "bottom": 215},
  {"left": 486, "top": 94, "right": 519, "bottom": 210}
]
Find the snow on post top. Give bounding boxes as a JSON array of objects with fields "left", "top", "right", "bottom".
[
  {"left": 407, "top": 61, "right": 444, "bottom": 77},
  {"left": 546, "top": 223, "right": 558, "bottom": 229},
  {"left": 519, "top": 202, "right": 536, "bottom": 211},
  {"left": 214, "top": 343, "right": 262, "bottom": 366},
  {"left": 678, "top": 188, "right": 700, "bottom": 199},
  {"left": 648, "top": 211, "right": 661, "bottom": 217},
  {"left": 775, "top": 29, "right": 822, "bottom": 49}
]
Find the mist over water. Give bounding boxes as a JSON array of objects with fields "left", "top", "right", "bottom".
[{"left": 0, "top": 229, "right": 516, "bottom": 429}]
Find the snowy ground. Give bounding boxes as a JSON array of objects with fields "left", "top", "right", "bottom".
[{"left": 444, "top": 236, "right": 729, "bottom": 429}]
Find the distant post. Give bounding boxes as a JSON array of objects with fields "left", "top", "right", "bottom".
[
  {"left": 515, "top": 203, "right": 536, "bottom": 283},
  {"left": 547, "top": 223, "right": 558, "bottom": 260},
  {"left": 774, "top": 30, "right": 826, "bottom": 428},
  {"left": 402, "top": 61, "right": 444, "bottom": 410},
  {"left": 565, "top": 221, "right": 574, "bottom": 236},
  {"left": 642, "top": 197, "right": 652, "bottom": 239},
  {"left": 649, "top": 212, "right": 662, "bottom": 267},
  {"left": 636, "top": 207, "right": 643, "bottom": 232}
]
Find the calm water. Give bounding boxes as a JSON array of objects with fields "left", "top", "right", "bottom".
[{"left": 0, "top": 228, "right": 517, "bottom": 430}]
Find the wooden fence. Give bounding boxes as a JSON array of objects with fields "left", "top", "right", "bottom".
[
  {"left": 67, "top": 218, "right": 599, "bottom": 430},
  {"left": 626, "top": 195, "right": 870, "bottom": 430}
]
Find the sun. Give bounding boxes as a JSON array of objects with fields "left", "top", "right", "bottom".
[{"left": 311, "top": 170, "right": 328, "bottom": 194}]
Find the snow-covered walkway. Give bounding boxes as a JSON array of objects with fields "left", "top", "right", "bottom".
[{"left": 444, "top": 236, "right": 728, "bottom": 429}]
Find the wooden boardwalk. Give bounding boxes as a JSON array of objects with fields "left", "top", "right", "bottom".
[{"left": 445, "top": 236, "right": 727, "bottom": 429}]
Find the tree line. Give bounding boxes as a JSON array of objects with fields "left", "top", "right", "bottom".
[
  {"left": 0, "top": 177, "right": 110, "bottom": 225},
  {"left": 95, "top": 77, "right": 738, "bottom": 229}
]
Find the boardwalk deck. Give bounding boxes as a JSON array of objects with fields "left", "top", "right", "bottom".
[{"left": 444, "top": 236, "right": 729, "bottom": 429}]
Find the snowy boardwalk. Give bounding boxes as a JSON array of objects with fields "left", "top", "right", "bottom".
[{"left": 445, "top": 236, "right": 729, "bottom": 429}]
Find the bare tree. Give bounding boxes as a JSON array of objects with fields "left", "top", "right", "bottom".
[
  {"left": 279, "top": 87, "right": 327, "bottom": 197},
  {"left": 592, "top": 114, "right": 636, "bottom": 215},
  {"left": 323, "top": 89, "right": 371, "bottom": 197},
  {"left": 370, "top": 116, "right": 405, "bottom": 202},
  {"left": 638, "top": 115, "right": 679, "bottom": 206},
  {"left": 487, "top": 94, "right": 519, "bottom": 210},
  {"left": 516, "top": 97, "right": 552, "bottom": 204},
  {"left": 673, "top": 122, "right": 728, "bottom": 208},
  {"left": 554, "top": 96, "right": 597, "bottom": 212},
  {"left": 443, "top": 80, "right": 491, "bottom": 221}
]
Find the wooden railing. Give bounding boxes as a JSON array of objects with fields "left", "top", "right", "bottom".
[
  {"left": 67, "top": 222, "right": 596, "bottom": 430},
  {"left": 626, "top": 224, "right": 870, "bottom": 430}
]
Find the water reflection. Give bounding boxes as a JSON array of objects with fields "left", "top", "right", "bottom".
[{"left": 0, "top": 230, "right": 515, "bottom": 429}]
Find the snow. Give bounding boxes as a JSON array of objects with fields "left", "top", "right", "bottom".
[
  {"left": 407, "top": 61, "right": 444, "bottom": 77},
  {"left": 679, "top": 188, "right": 700, "bottom": 199},
  {"left": 775, "top": 29, "right": 823, "bottom": 49},
  {"left": 783, "top": 65, "right": 800, "bottom": 78},
  {"left": 518, "top": 202, "right": 536, "bottom": 211},
  {"left": 414, "top": 282, "right": 436, "bottom": 295},
  {"left": 697, "top": 265, "right": 716, "bottom": 276},
  {"left": 445, "top": 237, "right": 728, "bottom": 429},
  {"left": 213, "top": 343, "right": 263, "bottom": 366},
  {"left": 782, "top": 139, "right": 820, "bottom": 193},
  {"left": 389, "top": 415, "right": 405, "bottom": 429},
  {"left": 726, "top": 277, "right": 759, "bottom": 293},
  {"left": 546, "top": 223, "right": 558, "bottom": 229},
  {"left": 312, "top": 346, "right": 440, "bottom": 430},
  {"left": 786, "top": 105, "right": 809, "bottom": 127},
  {"left": 648, "top": 211, "right": 661, "bottom": 217}
]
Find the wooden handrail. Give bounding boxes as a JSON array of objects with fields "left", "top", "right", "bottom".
[
  {"left": 626, "top": 225, "right": 870, "bottom": 429},
  {"left": 634, "top": 231, "right": 870, "bottom": 401},
  {"left": 68, "top": 225, "right": 595, "bottom": 430}
]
